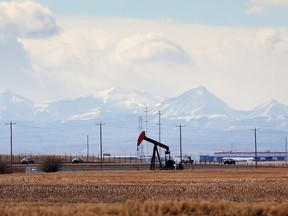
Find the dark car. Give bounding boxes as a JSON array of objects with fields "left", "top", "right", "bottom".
[
  {"left": 21, "top": 157, "right": 35, "bottom": 164},
  {"left": 223, "top": 158, "right": 236, "bottom": 165},
  {"left": 72, "top": 157, "right": 84, "bottom": 163}
]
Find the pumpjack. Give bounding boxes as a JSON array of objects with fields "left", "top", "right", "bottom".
[{"left": 137, "top": 131, "right": 176, "bottom": 170}]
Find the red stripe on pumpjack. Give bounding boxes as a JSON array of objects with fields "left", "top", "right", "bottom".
[{"left": 137, "top": 131, "right": 145, "bottom": 146}]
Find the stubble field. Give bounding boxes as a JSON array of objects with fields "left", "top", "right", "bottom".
[{"left": 0, "top": 168, "right": 288, "bottom": 215}]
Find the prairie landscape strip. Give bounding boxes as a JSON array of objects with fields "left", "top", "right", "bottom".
[{"left": 0, "top": 169, "right": 287, "bottom": 215}]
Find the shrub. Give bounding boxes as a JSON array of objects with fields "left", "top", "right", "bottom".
[
  {"left": 0, "top": 161, "right": 10, "bottom": 174},
  {"left": 41, "top": 157, "right": 63, "bottom": 172}
]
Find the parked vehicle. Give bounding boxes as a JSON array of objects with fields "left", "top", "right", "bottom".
[
  {"left": 21, "top": 157, "right": 35, "bottom": 164},
  {"left": 72, "top": 157, "right": 84, "bottom": 163},
  {"left": 223, "top": 158, "right": 236, "bottom": 165},
  {"left": 181, "top": 155, "right": 194, "bottom": 164}
]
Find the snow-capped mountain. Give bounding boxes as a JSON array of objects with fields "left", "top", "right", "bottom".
[
  {"left": 93, "top": 87, "right": 162, "bottom": 119},
  {"left": 0, "top": 86, "right": 287, "bottom": 156},
  {"left": 248, "top": 99, "right": 288, "bottom": 118},
  {"left": 96, "top": 87, "right": 161, "bottom": 110},
  {"left": 36, "top": 95, "right": 104, "bottom": 121},
  {"left": 0, "top": 87, "right": 161, "bottom": 122},
  {"left": 1, "top": 86, "right": 288, "bottom": 122},
  {"left": 153, "top": 86, "right": 241, "bottom": 120}
]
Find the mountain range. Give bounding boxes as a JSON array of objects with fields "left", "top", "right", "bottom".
[
  {"left": 0, "top": 86, "right": 287, "bottom": 157},
  {"left": 1, "top": 86, "right": 288, "bottom": 122}
]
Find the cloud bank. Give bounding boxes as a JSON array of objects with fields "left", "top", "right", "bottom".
[
  {"left": 1, "top": 1, "right": 288, "bottom": 110},
  {"left": 115, "top": 33, "right": 192, "bottom": 65},
  {"left": 0, "top": 0, "right": 58, "bottom": 38},
  {"left": 0, "top": 0, "right": 59, "bottom": 98}
]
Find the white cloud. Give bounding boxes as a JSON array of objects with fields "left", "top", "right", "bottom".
[
  {"left": 0, "top": 0, "right": 287, "bottom": 110},
  {"left": 255, "top": 29, "right": 288, "bottom": 49},
  {"left": 0, "top": 37, "right": 32, "bottom": 83},
  {"left": 247, "top": 0, "right": 288, "bottom": 14},
  {"left": 20, "top": 19, "right": 195, "bottom": 99},
  {"left": 254, "top": 0, "right": 288, "bottom": 8},
  {"left": 0, "top": 0, "right": 58, "bottom": 38},
  {"left": 0, "top": 0, "right": 59, "bottom": 99},
  {"left": 18, "top": 18, "right": 288, "bottom": 110},
  {"left": 114, "top": 33, "right": 192, "bottom": 65}
]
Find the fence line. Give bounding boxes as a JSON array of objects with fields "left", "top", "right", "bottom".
[
  {"left": 0, "top": 154, "right": 149, "bottom": 164},
  {"left": 1, "top": 155, "right": 287, "bottom": 167}
]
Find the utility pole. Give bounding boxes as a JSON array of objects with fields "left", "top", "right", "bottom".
[
  {"left": 138, "top": 116, "right": 144, "bottom": 156},
  {"left": 6, "top": 121, "right": 16, "bottom": 173},
  {"left": 144, "top": 107, "right": 149, "bottom": 161},
  {"left": 177, "top": 124, "right": 185, "bottom": 162},
  {"left": 157, "top": 110, "right": 161, "bottom": 158},
  {"left": 86, "top": 134, "right": 89, "bottom": 162},
  {"left": 137, "top": 116, "right": 143, "bottom": 170},
  {"left": 252, "top": 128, "right": 259, "bottom": 168},
  {"left": 96, "top": 122, "right": 105, "bottom": 170},
  {"left": 285, "top": 137, "right": 287, "bottom": 167}
]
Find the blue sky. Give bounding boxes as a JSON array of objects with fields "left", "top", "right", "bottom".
[
  {"left": 36, "top": 0, "right": 288, "bottom": 26},
  {"left": 0, "top": 0, "right": 288, "bottom": 110}
]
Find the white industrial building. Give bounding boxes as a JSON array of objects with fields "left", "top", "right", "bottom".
[{"left": 200, "top": 151, "right": 288, "bottom": 162}]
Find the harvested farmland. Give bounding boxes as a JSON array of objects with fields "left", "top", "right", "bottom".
[{"left": 0, "top": 168, "right": 288, "bottom": 215}]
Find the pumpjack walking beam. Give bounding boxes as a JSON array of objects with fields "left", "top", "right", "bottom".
[{"left": 137, "top": 131, "right": 171, "bottom": 170}]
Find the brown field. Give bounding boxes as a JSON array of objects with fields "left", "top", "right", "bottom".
[{"left": 0, "top": 168, "right": 288, "bottom": 215}]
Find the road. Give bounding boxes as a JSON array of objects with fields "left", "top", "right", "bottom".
[{"left": 11, "top": 162, "right": 257, "bottom": 173}]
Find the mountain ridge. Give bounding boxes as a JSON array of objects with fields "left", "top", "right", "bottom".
[
  {"left": 0, "top": 86, "right": 287, "bottom": 155},
  {"left": 1, "top": 86, "right": 288, "bottom": 122}
]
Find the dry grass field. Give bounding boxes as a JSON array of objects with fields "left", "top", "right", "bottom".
[{"left": 0, "top": 168, "right": 288, "bottom": 215}]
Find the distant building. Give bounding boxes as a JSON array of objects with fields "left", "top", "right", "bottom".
[
  {"left": 200, "top": 151, "right": 288, "bottom": 162},
  {"left": 199, "top": 155, "right": 215, "bottom": 162}
]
